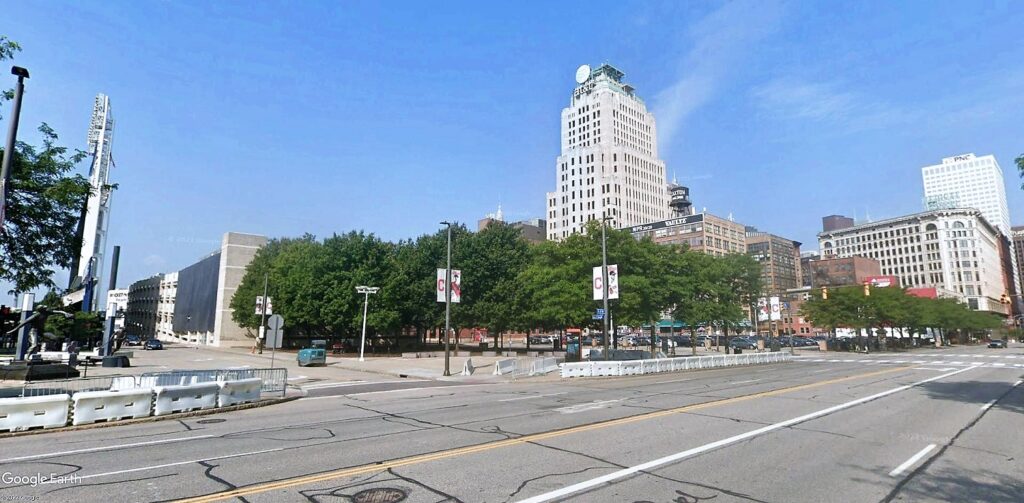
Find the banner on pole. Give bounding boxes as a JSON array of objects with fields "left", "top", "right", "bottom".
[
  {"left": 451, "top": 269, "right": 461, "bottom": 304},
  {"left": 255, "top": 296, "right": 273, "bottom": 315},
  {"left": 593, "top": 266, "right": 603, "bottom": 300},
  {"left": 437, "top": 269, "right": 462, "bottom": 303},
  {"left": 607, "top": 264, "right": 619, "bottom": 300},
  {"left": 770, "top": 296, "right": 781, "bottom": 321},
  {"left": 436, "top": 269, "right": 446, "bottom": 303},
  {"left": 757, "top": 297, "right": 769, "bottom": 322}
]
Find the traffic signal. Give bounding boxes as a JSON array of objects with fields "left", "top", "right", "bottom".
[
  {"left": 821, "top": 287, "right": 828, "bottom": 300},
  {"left": 863, "top": 283, "right": 871, "bottom": 296},
  {"left": 1000, "top": 294, "right": 1010, "bottom": 305}
]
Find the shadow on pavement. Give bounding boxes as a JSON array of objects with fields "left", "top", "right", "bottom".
[
  {"left": 917, "top": 379, "right": 1024, "bottom": 415},
  {"left": 886, "top": 465, "right": 1024, "bottom": 503}
]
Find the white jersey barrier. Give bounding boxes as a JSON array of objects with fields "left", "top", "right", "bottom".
[
  {"left": 529, "top": 357, "right": 560, "bottom": 376},
  {"left": 154, "top": 382, "right": 220, "bottom": 416},
  {"left": 493, "top": 359, "right": 518, "bottom": 376},
  {"left": 72, "top": 389, "right": 154, "bottom": 425},
  {"left": 0, "top": 394, "right": 71, "bottom": 432},
  {"left": 560, "top": 351, "right": 791, "bottom": 378},
  {"left": 217, "top": 378, "right": 262, "bottom": 407}
]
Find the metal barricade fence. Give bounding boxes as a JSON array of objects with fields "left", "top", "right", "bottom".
[{"left": 22, "top": 376, "right": 120, "bottom": 397}]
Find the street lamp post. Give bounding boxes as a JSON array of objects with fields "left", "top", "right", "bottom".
[
  {"left": 0, "top": 66, "right": 29, "bottom": 228},
  {"left": 441, "top": 221, "right": 453, "bottom": 376},
  {"left": 356, "top": 285, "right": 379, "bottom": 362},
  {"left": 601, "top": 215, "right": 611, "bottom": 360}
]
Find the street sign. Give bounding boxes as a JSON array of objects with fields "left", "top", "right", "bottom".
[
  {"left": 593, "top": 308, "right": 605, "bottom": 320},
  {"left": 255, "top": 296, "right": 273, "bottom": 315},
  {"left": 267, "top": 314, "right": 284, "bottom": 331},
  {"left": 596, "top": 309, "right": 605, "bottom": 315},
  {"left": 266, "top": 327, "right": 283, "bottom": 349}
]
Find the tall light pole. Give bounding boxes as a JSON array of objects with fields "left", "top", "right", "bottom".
[
  {"left": 441, "top": 221, "right": 453, "bottom": 376},
  {"left": 601, "top": 215, "right": 611, "bottom": 360},
  {"left": 0, "top": 66, "right": 29, "bottom": 228},
  {"left": 356, "top": 285, "right": 379, "bottom": 362}
]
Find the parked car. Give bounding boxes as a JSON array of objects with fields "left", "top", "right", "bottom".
[
  {"left": 125, "top": 335, "right": 142, "bottom": 346},
  {"left": 729, "top": 337, "right": 757, "bottom": 350},
  {"left": 143, "top": 339, "right": 163, "bottom": 350},
  {"left": 988, "top": 339, "right": 1007, "bottom": 348}
]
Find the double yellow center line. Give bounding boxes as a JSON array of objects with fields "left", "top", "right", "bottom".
[{"left": 178, "top": 365, "right": 910, "bottom": 502}]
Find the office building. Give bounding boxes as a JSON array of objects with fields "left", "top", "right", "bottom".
[
  {"left": 800, "top": 251, "right": 820, "bottom": 287},
  {"left": 126, "top": 275, "right": 161, "bottom": 338},
  {"left": 547, "top": 64, "right": 669, "bottom": 240},
  {"left": 124, "top": 232, "right": 267, "bottom": 346},
  {"left": 1014, "top": 226, "right": 1024, "bottom": 297},
  {"left": 745, "top": 229, "right": 802, "bottom": 293},
  {"left": 922, "top": 153, "right": 1020, "bottom": 298},
  {"left": 819, "top": 209, "right": 1007, "bottom": 314},
  {"left": 628, "top": 212, "right": 746, "bottom": 256},
  {"left": 805, "top": 257, "right": 882, "bottom": 287},
  {"left": 477, "top": 205, "right": 546, "bottom": 244},
  {"left": 822, "top": 215, "right": 855, "bottom": 232},
  {"left": 156, "top": 272, "right": 177, "bottom": 341}
]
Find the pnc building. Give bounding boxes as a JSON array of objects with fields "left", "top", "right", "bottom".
[{"left": 546, "top": 64, "right": 669, "bottom": 241}]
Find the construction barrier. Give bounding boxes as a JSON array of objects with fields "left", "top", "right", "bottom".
[
  {"left": 559, "top": 351, "right": 791, "bottom": 378},
  {"left": 529, "top": 357, "right": 560, "bottom": 375},
  {"left": 493, "top": 359, "right": 518, "bottom": 375},
  {"left": 0, "top": 394, "right": 71, "bottom": 432},
  {"left": 153, "top": 382, "right": 220, "bottom": 416},
  {"left": 217, "top": 378, "right": 262, "bottom": 407},
  {"left": 461, "top": 358, "right": 475, "bottom": 376},
  {"left": 72, "top": 388, "right": 154, "bottom": 425}
]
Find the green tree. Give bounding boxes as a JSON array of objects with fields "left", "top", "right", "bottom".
[
  {"left": 1016, "top": 153, "right": 1024, "bottom": 191},
  {"left": 1, "top": 124, "right": 92, "bottom": 293},
  {"left": 0, "top": 38, "right": 93, "bottom": 293}
]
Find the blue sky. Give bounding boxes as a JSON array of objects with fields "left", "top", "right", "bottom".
[{"left": 3, "top": 0, "right": 1023, "bottom": 302}]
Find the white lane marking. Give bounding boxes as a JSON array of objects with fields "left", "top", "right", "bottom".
[
  {"left": 499, "top": 392, "right": 568, "bottom": 402},
  {"left": 950, "top": 361, "right": 963, "bottom": 365},
  {"left": 516, "top": 366, "right": 974, "bottom": 503},
  {"left": 75, "top": 447, "right": 285, "bottom": 481},
  {"left": 301, "top": 380, "right": 382, "bottom": 390},
  {"left": 913, "top": 367, "right": 956, "bottom": 372},
  {"left": 893, "top": 360, "right": 907, "bottom": 363},
  {"left": 652, "top": 377, "right": 695, "bottom": 384},
  {"left": 1016, "top": 380, "right": 1023, "bottom": 387},
  {"left": 912, "top": 361, "right": 926, "bottom": 364},
  {"left": 555, "top": 399, "right": 623, "bottom": 414},
  {"left": 812, "top": 359, "right": 825, "bottom": 362},
  {"left": 286, "top": 375, "right": 309, "bottom": 381},
  {"left": 0, "top": 435, "right": 215, "bottom": 463},
  {"left": 347, "top": 383, "right": 498, "bottom": 397},
  {"left": 889, "top": 444, "right": 937, "bottom": 477},
  {"left": 828, "top": 359, "right": 841, "bottom": 362},
  {"left": 732, "top": 379, "right": 761, "bottom": 385},
  {"left": 812, "top": 368, "right": 834, "bottom": 373},
  {"left": 992, "top": 363, "right": 1006, "bottom": 367},
  {"left": 980, "top": 399, "right": 997, "bottom": 411}
]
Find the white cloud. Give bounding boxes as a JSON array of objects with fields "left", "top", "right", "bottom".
[{"left": 653, "top": 0, "right": 786, "bottom": 150}]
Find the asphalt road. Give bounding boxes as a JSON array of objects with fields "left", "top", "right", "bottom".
[{"left": 0, "top": 344, "right": 1020, "bottom": 503}]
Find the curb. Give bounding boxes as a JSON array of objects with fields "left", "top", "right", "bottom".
[{"left": 0, "top": 395, "right": 300, "bottom": 439}]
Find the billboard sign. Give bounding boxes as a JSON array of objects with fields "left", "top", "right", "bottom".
[{"left": 865, "top": 275, "right": 900, "bottom": 288}]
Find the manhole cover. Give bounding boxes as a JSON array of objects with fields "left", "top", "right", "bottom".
[
  {"left": 196, "top": 418, "right": 226, "bottom": 424},
  {"left": 352, "top": 488, "right": 407, "bottom": 503}
]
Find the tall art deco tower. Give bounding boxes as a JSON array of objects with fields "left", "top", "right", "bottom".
[{"left": 546, "top": 64, "right": 669, "bottom": 241}]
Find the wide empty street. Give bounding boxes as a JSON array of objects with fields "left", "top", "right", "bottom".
[{"left": 0, "top": 344, "right": 1021, "bottom": 503}]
